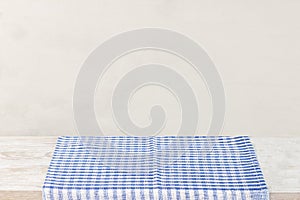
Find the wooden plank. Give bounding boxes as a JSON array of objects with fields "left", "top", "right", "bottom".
[
  {"left": 252, "top": 137, "right": 300, "bottom": 194},
  {"left": 0, "top": 191, "right": 42, "bottom": 200},
  {"left": 269, "top": 193, "right": 300, "bottom": 200},
  {"left": 0, "top": 137, "right": 56, "bottom": 193},
  {"left": 0, "top": 136, "right": 299, "bottom": 199}
]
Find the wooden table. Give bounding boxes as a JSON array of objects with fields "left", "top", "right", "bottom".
[{"left": 0, "top": 137, "right": 299, "bottom": 200}]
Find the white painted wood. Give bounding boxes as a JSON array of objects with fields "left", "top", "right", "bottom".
[{"left": 252, "top": 137, "right": 300, "bottom": 194}]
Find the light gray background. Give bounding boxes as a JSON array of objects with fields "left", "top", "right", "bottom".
[{"left": 0, "top": 0, "right": 299, "bottom": 136}]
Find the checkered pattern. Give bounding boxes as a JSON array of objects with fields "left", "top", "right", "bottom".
[{"left": 43, "top": 136, "right": 268, "bottom": 200}]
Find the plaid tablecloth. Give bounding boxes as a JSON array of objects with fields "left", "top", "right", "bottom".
[{"left": 43, "top": 136, "right": 268, "bottom": 200}]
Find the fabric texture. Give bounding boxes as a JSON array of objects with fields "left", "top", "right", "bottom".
[{"left": 43, "top": 136, "right": 268, "bottom": 200}]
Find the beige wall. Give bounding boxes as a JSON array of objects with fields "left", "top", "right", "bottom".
[{"left": 0, "top": 0, "right": 299, "bottom": 136}]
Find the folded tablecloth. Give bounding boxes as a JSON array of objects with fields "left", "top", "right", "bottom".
[{"left": 43, "top": 136, "right": 268, "bottom": 200}]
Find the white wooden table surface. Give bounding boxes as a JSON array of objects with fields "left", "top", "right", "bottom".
[{"left": 0, "top": 137, "right": 299, "bottom": 200}]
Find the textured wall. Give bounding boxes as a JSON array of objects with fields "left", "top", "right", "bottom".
[{"left": 0, "top": 0, "right": 299, "bottom": 136}]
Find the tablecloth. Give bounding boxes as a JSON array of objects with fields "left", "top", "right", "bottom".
[{"left": 43, "top": 136, "right": 268, "bottom": 200}]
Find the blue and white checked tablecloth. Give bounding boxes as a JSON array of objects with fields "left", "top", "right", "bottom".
[{"left": 43, "top": 136, "right": 268, "bottom": 200}]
